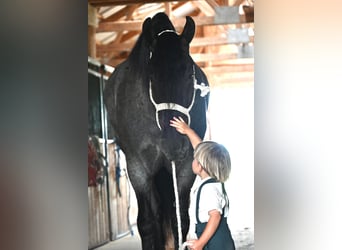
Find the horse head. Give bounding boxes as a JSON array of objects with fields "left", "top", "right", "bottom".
[{"left": 141, "top": 13, "right": 210, "bottom": 160}]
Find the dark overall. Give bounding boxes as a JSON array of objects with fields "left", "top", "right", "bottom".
[{"left": 195, "top": 178, "right": 235, "bottom": 250}]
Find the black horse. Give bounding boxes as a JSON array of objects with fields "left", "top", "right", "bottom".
[{"left": 104, "top": 12, "right": 210, "bottom": 250}]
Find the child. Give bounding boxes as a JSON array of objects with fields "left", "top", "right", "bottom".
[{"left": 170, "top": 117, "right": 235, "bottom": 250}]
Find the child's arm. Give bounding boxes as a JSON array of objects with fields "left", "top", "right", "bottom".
[
  {"left": 170, "top": 116, "right": 202, "bottom": 149},
  {"left": 186, "top": 210, "right": 221, "bottom": 250}
]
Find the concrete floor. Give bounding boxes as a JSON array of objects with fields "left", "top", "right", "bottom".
[
  {"left": 94, "top": 226, "right": 254, "bottom": 250},
  {"left": 94, "top": 226, "right": 141, "bottom": 250}
]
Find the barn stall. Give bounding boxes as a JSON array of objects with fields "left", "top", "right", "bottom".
[
  {"left": 88, "top": 59, "right": 135, "bottom": 249},
  {"left": 88, "top": 0, "right": 254, "bottom": 249}
]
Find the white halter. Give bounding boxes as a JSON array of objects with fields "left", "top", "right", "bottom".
[
  {"left": 157, "top": 29, "right": 176, "bottom": 36},
  {"left": 149, "top": 66, "right": 209, "bottom": 130}
]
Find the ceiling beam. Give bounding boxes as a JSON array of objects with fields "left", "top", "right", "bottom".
[
  {"left": 202, "top": 64, "right": 254, "bottom": 74},
  {"left": 104, "top": 52, "right": 246, "bottom": 66},
  {"left": 96, "top": 35, "right": 254, "bottom": 55},
  {"left": 232, "top": 0, "right": 245, "bottom": 6},
  {"left": 191, "top": 1, "right": 215, "bottom": 16},
  {"left": 204, "top": 71, "right": 254, "bottom": 86},
  {"left": 209, "top": 80, "right": 254, "bottom": 88},
  {"left": 89, "top": 0, "right": 189, "bottom": 7},
  {"left": 191, "top": 53, "right": 237, "bottom": 62},
  {"left": 97, "top": 15, "right": 250, "bottom": 32},
  {"left": 99, "top": 4, "right": 142, "bottom": 22},
  {"left": 191, "top": 36, "right": 254, "bottom": 46}
]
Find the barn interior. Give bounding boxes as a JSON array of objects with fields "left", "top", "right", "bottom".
[{"left": 88, "top": 0, "right": 254, "bottom": 249}]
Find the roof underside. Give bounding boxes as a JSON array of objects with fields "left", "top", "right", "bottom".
[{"left": 88, "top": 0, "right": 254, "bottom": 87}]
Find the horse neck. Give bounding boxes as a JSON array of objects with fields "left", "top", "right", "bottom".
[{"left": 128, "top": 36, "right": 150, "bottom": 78}]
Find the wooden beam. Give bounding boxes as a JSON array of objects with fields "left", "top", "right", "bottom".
[
  {"left": 202, "top": 64, "right": 254, "bottom": 74},
  {"left": 191, "top": 36, "right": 254, "bottom": 46},
  {"left": 96, "top": 35, "right": 254, "bottom": 55},
  {"left": 88, "top": 4, "right": 97, "bottom": 57},
  {"left": 200, "top": 62, "right": 254, "bottom": 72},
  {"left": 204, "top": 71, "right": 254, "bottom": 86},
  {"left": 97, "top": 15, "right": 250, "bottom": 32},
  {"left": 191, "top": 1, "right": 215, "bottom": 16},
  {"left": 89, "top": 26, "right": 97, "bottom": 57},
  {"left": 102, "top": 53, "right": 253, "bottom": 67},
  {"left": 209, "top": 80, "right": 254, "bottom": 88},
  {"left": 99, "top": 4, "right": 141, "bottom": 22},
  {"left": 89, "top": 0, "right": 188, "bottom": 7},
  {"left": 164, "top": 2, "right": 172, "bottom": 17},
  {"left": 172, "top": 1, "right": 189, "bottom": 10},
  {"left": 232, "top": 0, "right": 245, "bottom": 6},
  {"left": 206, "top": 0, "right": 220, "bottom": 9}
]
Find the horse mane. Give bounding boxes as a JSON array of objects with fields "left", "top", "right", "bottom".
[{"left": 127, "top": 32, "right": 150, "bottom": 81}]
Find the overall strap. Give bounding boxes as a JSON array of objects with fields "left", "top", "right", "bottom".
[
  {"left": 195, "top": 178, "right": 218, "bottom": 224},
  {"left": 221, "top": 183, "right": 229, "bottom": 210}
]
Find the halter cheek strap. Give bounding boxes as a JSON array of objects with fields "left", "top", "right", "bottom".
[{"left": 149, "top": 29, "right": 210, "bottom": 130}]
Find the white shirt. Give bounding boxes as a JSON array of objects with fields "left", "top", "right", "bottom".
[{"left": 187, "top": 176, "right": 228, "bottom": 240}]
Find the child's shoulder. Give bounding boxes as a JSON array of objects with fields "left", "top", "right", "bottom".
[{"left": 201, "top": 182, "right": 222, "bottom": 194}]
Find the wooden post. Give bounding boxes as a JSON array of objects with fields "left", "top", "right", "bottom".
[
  {"left": 88, "top": 4, "right": 98, "bottom": 58},
  {"left": 164, "top": 2, "right": 172, "bottom": 18}
]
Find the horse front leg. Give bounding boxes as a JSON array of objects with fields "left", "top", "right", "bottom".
[
  {"left": 135, "top": 187, "right": 165, "bottom": 250},
  {"left": 127, "top": 162, "right": 165, "bottom": 250}
]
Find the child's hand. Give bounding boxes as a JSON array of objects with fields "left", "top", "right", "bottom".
[
  {"left": 170, "top": 116, "right": 190, "bottom": 135},
  {"left": 170, "top": 116, "right": 202, "bottom": 149},
  {"left": 185, "top": 239, "right": 203, "bottom": 250}
]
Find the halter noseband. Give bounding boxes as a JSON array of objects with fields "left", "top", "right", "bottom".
[{"left": 149, "top": 65, "right": 209, "bottom": 130}]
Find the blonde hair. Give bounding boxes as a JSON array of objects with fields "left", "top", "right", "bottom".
[{"left": 194, "top": 141, "right": 231, "bottom": 182}]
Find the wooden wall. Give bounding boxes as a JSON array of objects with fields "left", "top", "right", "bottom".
[
  {"left": 88, "top": 141, "right": 132, "bottom": 249},
  {"left": 88, "top": 181, "right": 109, "bottom": 248},
  {"left": 107, "top": 143, "right": 131, "bottom": 239}
]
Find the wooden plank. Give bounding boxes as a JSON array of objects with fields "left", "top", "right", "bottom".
[
  {"left": 89, "top": 0, "right": 188, "bottom": 7},
  {"left": 100, "top": 4, "right": 142, "bottom": 22},
  {"left": 191, "top": 35, "right": 254, "bottom": 46},
  {"left": 88, "top": 184, "right": 110, "bottom": 248},
  {"left": 210, "top": 80, "right": 254, "bottom": 88},
  {"left": 202, "top": 64, "right": 254, "bottom": 73},
  {"left": 106, "top": 144, "right": 131, "bottom": 240},
  {"left": 205, "top": 70, "right": 254, "bottom": 78},
  {"left": 206, "top": 0, "right": 220, "bottom": 9},
  {"left": 191, "top": 53, "right": 237, "bottom": 62},
  {"left": 97, "top": 15, "right": 249, "bottom": 32},
  {"left": 104, "top": 52, "right": 253, "bottom": 65},
  {"left": 96, "top": 35, "right": 254, "bottom": 54},
  {"left": 89, "top": 0, "right": 248, "bottom": 7},
  {"left": 164, "top": 2, "right": 172, "bottom": 17},
  {"left": 192, "top": 1, "right": 215, "bottom": 16},
  {"left": 206, "top": 72, "right": 254, "bottom": 87},
  {"left": 233, "top": 0, "right": 245, "bottom": 6}
]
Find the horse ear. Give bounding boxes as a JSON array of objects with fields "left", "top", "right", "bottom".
[
  {"left": 181, "top": 16, "right": 195, "bottom": 44},
  {"left": 142, "top": 17, "right": 153, "bottom": 44}
]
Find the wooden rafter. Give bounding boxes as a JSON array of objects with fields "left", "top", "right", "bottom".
[
  {"left": 96, "top": 34, "right": 254, "bottom": 55},
  {"left": 99, "top": 4, "right": 142, "bottom": 22},
  {"left": 97, "top": 15, "right": 250, "bottom": 33},
  {"left": 89, "top": 0, "right": 188, "bottom": 7},
  {"left": 191, "top": 1, "right": 215, "bottom": 16},
  {"left": 232, "top": 0, "right": 245, "bottom": 6},
  {"left": 89, "top": 0, "right": 254, "bottom": 87}
]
